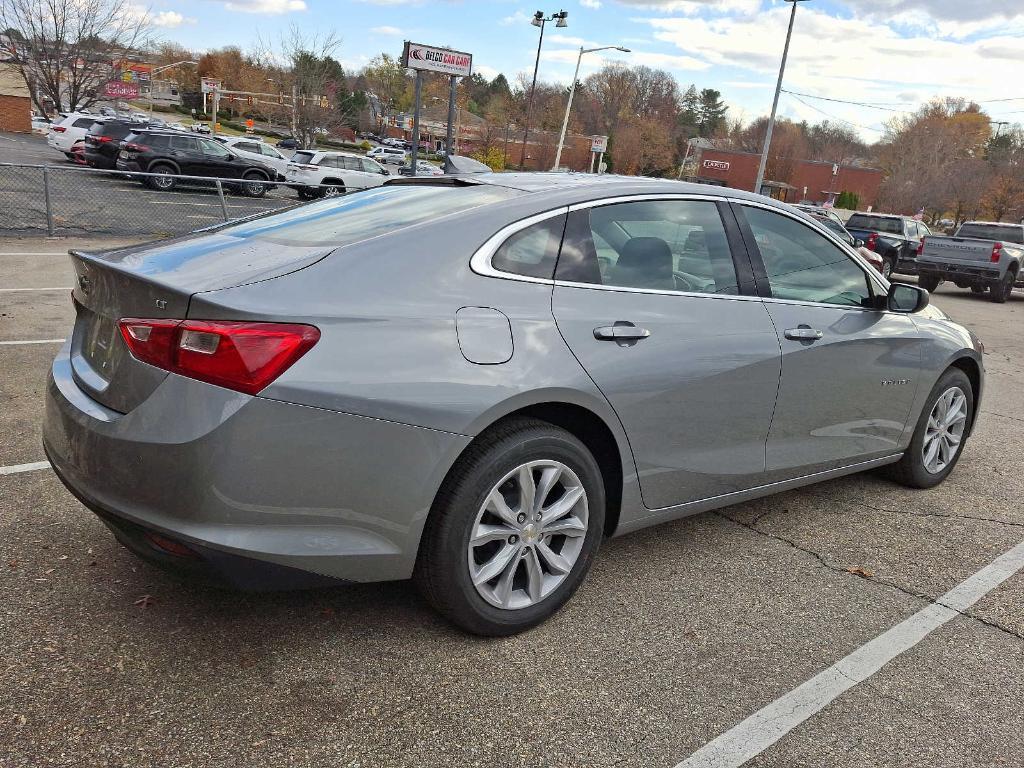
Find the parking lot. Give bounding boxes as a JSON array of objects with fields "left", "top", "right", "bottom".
[{"left": 1, "top": 237, "right": 1023, "bottom": 767}]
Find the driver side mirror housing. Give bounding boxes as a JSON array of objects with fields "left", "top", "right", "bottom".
[{"left": 887, "top": 282, "right": 930, "bottom": 313}]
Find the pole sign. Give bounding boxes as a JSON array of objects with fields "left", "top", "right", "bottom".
[
  {"left": 703, "top": 159, "right": 730, "bottom": 171},
  {"left": 591, "top": 135, "right": 608, "bottom": 153},
  {"left": 104, "top": 81, "right": 139, "bottom": 99},
  {"left": 201, "top": 77, "right": 220, "bottom": 94},
  {"left": 401, "top": 41, "right": 473, "bottom": 77}
]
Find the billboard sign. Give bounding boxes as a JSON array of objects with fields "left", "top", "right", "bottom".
[
  {"left": 104, "top": 80, "right": 139, "bottom": 99},
  {"left": 703, "top": 159, "right": 730, "bottom": 171},
  {"left": 591, "top": 135, "right": 608, "bottom": 153},
  {"left": 201, "top": 77, "right": 221, "bottom": 94},
  {"left": 401, "top": 42, "right": 473, "bottom": 77}
]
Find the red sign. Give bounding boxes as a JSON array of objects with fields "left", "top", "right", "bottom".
[
  {"left": 104, "top": 80, "right": 139, "bottom": 99},
  {"left": 703, "top": 159, "right": 730, "bottom": 172}
]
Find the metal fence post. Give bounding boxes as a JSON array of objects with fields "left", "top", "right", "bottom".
[
  {"left": 215, "top": 180, "right": 228, "bottom": 222},
  {"left": 42, "top": 166, "right": 55, "bottom": 236}
]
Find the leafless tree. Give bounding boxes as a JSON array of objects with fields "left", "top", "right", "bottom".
[{"left": 0, "top": 0, "right": 150, "bottom": 116}]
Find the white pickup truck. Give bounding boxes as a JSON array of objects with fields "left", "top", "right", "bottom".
[{"left": 917, "top": 221, "right": 1024, "bottom": 303}]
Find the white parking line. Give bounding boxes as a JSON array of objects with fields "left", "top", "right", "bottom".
[
  {"left": 0, "top": 339, "right": 65, "bottom": 345},
  {"left": 0, "top": 287, "right": 72, "bottom": 292},
  {"left": 0, "top": 461, "right": 51, "bottom": 476},
  {"left": 674, "top": 538, "right": 1024, "bottom": 768}
]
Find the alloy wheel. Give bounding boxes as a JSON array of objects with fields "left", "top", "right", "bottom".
[
  {"left": 467, "top": 460, "right": 589, "bottom": 610},
  {"left": 922, "top": 386, "right": 968, "bottom": 474}
]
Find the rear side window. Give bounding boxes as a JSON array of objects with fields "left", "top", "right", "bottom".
[
  {"left": 491, "top": 216, "right": 566, "bottom": 279},
  {"left": 846, "top": 214, "right": 903, "bottom": 235},
  {"left": 72, "top": 118, "right": 95, "bottom": 128},
  {"left": 145, "top": 134, "right": 171, "bottom": 148},
  {"left": 170, "top": 136, "right": 198, "bottom": 151},
  {"left": 234, "top": 141, "right": 260, "bottom": 153},
  {"left": 956, "top": 223, "right": 1024, "bottom": 242},
  {"left": 292, "top": 151, "right": 316, "bottom": 165}
]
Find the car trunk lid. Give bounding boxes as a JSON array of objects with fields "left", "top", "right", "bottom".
[{"left": 68, "top": 233, "right": 334, "bottom": 413}]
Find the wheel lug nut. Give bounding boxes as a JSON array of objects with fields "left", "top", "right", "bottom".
[
  {"left": 535, "top": 513, "right": 542, "bottom": 521},
  {"left": 517, "top": 513, "right": 527, "bottom": 524},
  {"left": 508, "top": 535, "right": 518, "bottom": 544}
]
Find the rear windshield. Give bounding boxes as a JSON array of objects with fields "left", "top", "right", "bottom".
[
  {"left": 955, "top": 223, "right": 1024, "bottom": 243},
  {"left": 291, "top": 151, "right": 316, "bottom": 165},
  {"left": 220, "top": 184, "right": 521, "bottom": 246},
  {"left": 846, "top": 214, "right": 903, "bottom": 235}
]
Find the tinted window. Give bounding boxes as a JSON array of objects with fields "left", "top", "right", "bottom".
[
  {"left": 199, "top": 138, "right": 231, "bottom": 157},
  {"left": 956, "top": 223, "right": 1024, "bottom": 242},
  {"left": 820, "top": 218, "right": 854, "bottom": 244},
  {"left": 291, "top": 151, "right": 315, "bottom": 165},
  {"left": 743, "top": 206, "right": 872, "bottom": 307},
  {"left": 222, "top": 184, "right": 520, "bottom": 246},
  {"left": 259, "top": 144, "right": 283, "bottom": 159},
  {"left": 142, "top": 134, "right": 171, "bottom": 148},
  {"left": 846, "top": 214, "right": 904, "bottom": 235},
  {"left": 234, "top": 142, "right": 260, "bottom": 153},
  {"left": 556, "top": 199, "right": 739, "bottom": 295},
  {"left": 170, "top": 136, "right": 198, "bottom": 151},
  {"left": 491, "top": 216, "right": 566, "bottom": 279},
  {"left": 339, "top": 156, "right": 361, "bottom": 171},
  {"left": 72, "top": 118, "right": 95, "bottom": 128}
]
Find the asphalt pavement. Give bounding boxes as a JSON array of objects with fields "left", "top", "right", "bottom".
[{"left": 1, "top": 239, "right": 1022, "bottom": 768}]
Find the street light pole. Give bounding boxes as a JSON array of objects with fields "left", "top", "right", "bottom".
[
  {"left": 553, "top": 44, "right": 629, "bottom": 170},
  {"left": 753, "top": 0, "right": 806, "bottom": 195},
  {"left": 519, "top": 10, "right": 568, "bottom": 169}
]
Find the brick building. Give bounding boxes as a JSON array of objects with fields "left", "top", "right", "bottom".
[
  {"left": 691, "top": 148, "right": 884, "bottom": 209},
  {"left": 0, "top": 63, "right": 31, "bottom": 133}
]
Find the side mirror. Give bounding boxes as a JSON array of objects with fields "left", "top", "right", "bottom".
[
  {"left": 888, "top": 282, "right": 930, "bottom": 313},
  {"left": 854, "top": 238, "right": 864, "bottom": 248}
]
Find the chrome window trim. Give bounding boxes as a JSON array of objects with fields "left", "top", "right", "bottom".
[{"left": 469, "top": 206, "right": 569, "bottom": 285}]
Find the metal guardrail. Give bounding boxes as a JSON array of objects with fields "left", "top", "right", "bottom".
[{"left": 0, "top": 162, "right": 380, "bottom": 240}]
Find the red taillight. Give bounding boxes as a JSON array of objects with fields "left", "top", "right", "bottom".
[
  {"left": 992, "top": 242, "right": 1003, "bottom": 263},
  {"left": 866, "top": 232, "right": 878, "bottom": 251},
  {"left": 118, "top": 318, "right": 320, "bottom": 395},
  {"left": 51, "top": 125, "right": 66, "bottom": 133},
  {"left": 144, "top": 531, "right": 198, "bottom": 558},
  {"left": 123, "top": 142, "right": 149, "bottom": 152},
  {"left": 94, "top": 135, "right": 112, "bottom": 143},
  {"left": 917, "top": 237, "right": 925, "bottom": 256}
]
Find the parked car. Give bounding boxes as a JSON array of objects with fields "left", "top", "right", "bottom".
[
  {"left": 129, "top": 111, "right": 149, "bottom": 123},
  {"left": 284, "top": 150, "right": 389, "bottom": 198},
  {"left": 917, "top": 221, "right": 1024, "bottom": 303},
  {"left": 381, "top": 137, "right": 404, "bottom": 148},
  {"left": 366, "top": 145, "right": 408, "bottom": 165},
  {"left": 190, "top": 122, "right": 211, "bottom": 134},
  {"left": 31, "top": 114, "right": 52, "bottom": 135},
  {"left": 115, "top": 129, "right": 275, "bottom": 196},
  {"left": 47, "top": 112, "right": 98, "bottom": 158},
  {"left": 44, "top": 175, "right": 984, "bottom": 636},
  {"left": 83, "top": 119, "right": 142, "bottom": 169},
  {"left": 166, "top": 122, "right": 188, "bottom": 132},
  {"left": 398, "top": 160, "right": 445, "bottom": 177},
  {"left": 98, "top": 106, "right": 117, "bottom": 117},
  {"left": 215, "top": 136, "right": 291, "bottom": 180},
  {"left": 844, "top": 213, "right": 930, "bottom": 279},
  {"left": 794, "top": 204, "right": 884, "bottom": 273},
  {"left": 276, "top": 137, "right": 300, "bottom": 150}
]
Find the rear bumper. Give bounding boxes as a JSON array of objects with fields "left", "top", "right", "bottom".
[
  {"left": 918, "top": 262, "right": 1000, "bottom": 282},
  {"left": 43, "top": 343, "right": 471, "bottom": 585}
]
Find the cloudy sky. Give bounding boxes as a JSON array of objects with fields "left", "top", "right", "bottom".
[{"left": 151, "top": 0, "right": 1024, "bottom": 139}]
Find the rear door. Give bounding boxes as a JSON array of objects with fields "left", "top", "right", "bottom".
[
  {"left": 168, "top": 135, "right": 204, "bottom": 175},
  {"left": 551, "top": 197, "right": 782, "bottom": 509},
  {"left": 733, "top": 202, "right": 923, "bottom": 476}
]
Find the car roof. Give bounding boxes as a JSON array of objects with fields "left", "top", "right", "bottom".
[
  {"left": 962, "top": 220, "right": 1021, "bottom": 226},
  {"left": 848, "top": 212, "right": 902, "bottom": 219}
]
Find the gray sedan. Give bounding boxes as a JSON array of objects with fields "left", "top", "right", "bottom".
[{"left": 43, "top": 174, "right": 984, "bottom": 635}]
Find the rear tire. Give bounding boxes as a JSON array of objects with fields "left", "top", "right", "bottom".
[
  {"left": 881, "top": 256, "right": 895, "bottom": 279},
  {"left": 990, "top": 271, "right": 1014, "bottom": 303},
  {"left": 918, "top": 275, "right": 940, "bottom": 292},
  {"left": 885, "top": 367, "right": 973, "bottom": 489},
  {"left": 297, "top": 188, "right": 317, "bottom": 200},
  {"left": 415, "top": 417, "right": 605, "bottom": 636},
  {"left": 145, "top": 164, "right": 177, "bottom": 191}
]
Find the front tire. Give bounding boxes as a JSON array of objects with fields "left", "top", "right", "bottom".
[
  {"left": 886, "top": 367, "right": 973, "bottom": 489},
  {"left": 881, "top": 255, "right": 895, "bottom": 279},
  {"left": 415, "top": 417, "right": 605, "bottom": 636}
]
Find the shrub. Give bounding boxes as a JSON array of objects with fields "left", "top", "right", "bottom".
[{"left": 471, "top": 146, "right": 505, "bottom": 171}]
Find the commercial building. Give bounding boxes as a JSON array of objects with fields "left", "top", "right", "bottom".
[
  {"left": 0, "top": 63, "right": 31, "bottom": 133},
  {"left": 690, "top": 148, "right": 884, "bottom": 209}
]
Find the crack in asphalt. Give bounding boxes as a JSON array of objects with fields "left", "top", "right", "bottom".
[
  {"left": 836, "top": 495, "right": 1024, "bottom": 530},
  {"left": 714, "top": 511, "right": 1024, "bottom": 645}
]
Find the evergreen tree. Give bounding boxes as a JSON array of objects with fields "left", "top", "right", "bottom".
[{"left": 697, "top": 88, "right": 727, "bottom": 136}]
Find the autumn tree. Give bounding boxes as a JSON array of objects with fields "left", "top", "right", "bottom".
[{"left": 0, "top": 0, "right": 150, "bottom": 115}]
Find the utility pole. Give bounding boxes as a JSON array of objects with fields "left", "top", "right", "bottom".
[
  {"left": 445, "top": 75, "right": 457, "bottom": 156},
  {"left": 519, "top": 10, "right": 568, "bottom": 169},
  {"left": 754, "top": 0, "right": 807, "bottom": 195},
  {"left": 411, "top": 71, "right": 423, "bottom": 176},
  {"left": 553, "top": 44, "right": 629, "bottom": 170}
]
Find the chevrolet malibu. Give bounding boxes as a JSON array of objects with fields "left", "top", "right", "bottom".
[{"left": 44, "top": 175, "right": 984, "bottom": 635}]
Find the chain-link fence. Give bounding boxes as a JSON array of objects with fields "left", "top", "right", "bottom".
[{"left": 0, "top": 162, "right": 381, "bottom": 240}]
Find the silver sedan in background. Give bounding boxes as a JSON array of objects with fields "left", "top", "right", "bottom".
[{"left": 44, "top": 174, "right": 983, "bottom": 635}]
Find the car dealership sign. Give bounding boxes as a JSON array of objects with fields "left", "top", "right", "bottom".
[
  {"left": 401, "top": 42, "right": 473, "bottom": 77},
  {"left": 703, "top": 159, "right": 730, "bottom": 171},
  {"left": 104, "top": 80, "right": 139, "bottom": 99}
]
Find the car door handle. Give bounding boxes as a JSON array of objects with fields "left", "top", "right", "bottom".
[
  {"left": 593, "top": 323, "right": 651, "bottom": 341},
  {"left": 784, "top": 327, "right": 823, "bottom": 341}
]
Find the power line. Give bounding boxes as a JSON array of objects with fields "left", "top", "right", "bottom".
[
  {"left": 786, "top": 93, "right": 885, "bottom": 134},
  {"left": 780, "top": 89, "right": 908, "bottom": 112}
]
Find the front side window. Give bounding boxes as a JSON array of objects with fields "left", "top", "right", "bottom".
[
  {"left": 490, "top": 216, "right": 566, "bottom": 279},
  {"left": 259, "top": 144, "right": 283, "bottom": 159},
  {"left": 555, "top": 199, "right": 739, "bottom": 295},
  {"left": 199, "top": 139, "right": 231, "bottom": 158},
  {"left": 742, "top": 206, "right": 872, "bottom": 307}
]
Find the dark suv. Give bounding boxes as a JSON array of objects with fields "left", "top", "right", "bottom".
[
  {"left": 116, "top": 130, "right": 275, "bottom": 197},
  {"left": 84, "top": 120, "right": 141, "bottom": 169}
]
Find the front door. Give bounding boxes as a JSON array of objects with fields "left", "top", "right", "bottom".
[
  {"left": 551, "top": 198, "right": 781, "bottom": 510},
  {"left": 734, "top": 203, "right": 923, "bottom": 476}
]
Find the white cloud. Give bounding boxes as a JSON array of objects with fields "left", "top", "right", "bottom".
[
  {"left": 152, "top": 10, "right": 196, "bottom": 27},
  {"left": 501, "top": 10, "right": 533, "bottom": 26},
  {"left": 542, "top": 46, "right": 707, "bottom": 72},
  {"left": 475, "top": 64, "right": 501, "bottom": 81},
  {"left": 370, "top": 25, "right": 404, "bottom": 35},
  {"left": 580, "top": 0, "right": 603, "bottom": 8},
  {"left": 613, "top": 0, "right": 762, "bottom": 14},
  {"left": 223, "top": 0, "right": 306, "bottom": 13}
]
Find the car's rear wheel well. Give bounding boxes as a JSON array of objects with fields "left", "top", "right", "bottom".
[
  {"left": 147, "top": 160, "right": 179, "bottom": 174},
  {"left": 439, "top": 403, "right": 624, "bottom": 538},
  {"left": 949, "top": 356, "right": 981, "bottom": 433}
]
